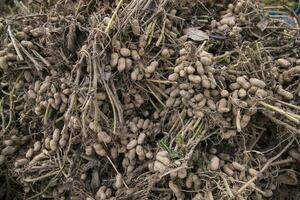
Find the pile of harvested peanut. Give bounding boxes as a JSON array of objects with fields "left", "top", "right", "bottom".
[{"left": 0, "top": 0, "right": 300, "bottom": 199}]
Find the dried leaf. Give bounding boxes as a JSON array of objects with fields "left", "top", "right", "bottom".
[
  {"left": 257, "top": 18, "right": 269, "bottom": 32},
  {"left": 277, "top": 171, "right": 298, "bottom": 185},
  {"left": 184, "top": 28, "right": 209, "bottom": 41}
]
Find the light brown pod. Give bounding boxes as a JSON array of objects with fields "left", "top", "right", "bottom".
[
  {"left": 211, "top": 90, "right": 219, "bottom": 97},
  {"left": 131, "top": 19, "right": 140, "bottom": 35},
  {"left": 249, "top": 78, "right": 266, "bottom": 88},
  {"left": 223, "top": 164, "right": 234, "bottom": 176},
  {"left": 240, "top": 114, "right": 251, "bottom": 129},
  {"left": 227, "top": 17, "right": 236, "bottom": 26},
  {"left": 138, "top": 35, "right": 147, "bottom": 48},
  {"left": 91, "top": 169, "right": 100, "bottom": 189},
  {"left": 143, "top": 118, "right": 151, "bottom": 129},
  {"left": 221, "top": 130, "right": 236, "bottom": 139},
  {"left": 25, "top": 148, "right": 34, "bottom": 158},
  {"left": 59, "top": 103, "right": 67, "bottom": 113},
  {"left": 50, "top": 139, "right": 58, "bottom": 151},
  {"left": 44, "top": 137, "right": 51, "bottom": 149},
  {"left": 126, "top": 139, "right": 137, "bottom": 150},
  {"left": 180, "top": 90, "right": 191, "bottom": 99},
  {"left": 277, "top": 86, "right": 293, "bottom": 100},
  {"left": 210, "top": 156, "right": 220, "bottom": 171},
  {"left": 3, "top": 139, "right": 13, "bottom": 146},
  {"left": 110, "top": 53, "right": 119, "bottom": 67},
  {"left": 179, "top": 69, "right": 186, "bottom": 77},
  {"left": 192, "top": 193, "right": 204, "bottom": 200},
  {"left": 0, "top": 22, "right": 3, "bottom": 32},
  {"left": 29, "top": 152, "right": 47, "bottom": 165},
  {"left": 194, "top": 93, "right": 204, "bottom": 101},
  {"left": 288, "top": 149, "right": 300, "bottom": 162},
  {"left": 62, "top": 88, "right": 72, "bottom": 95},
  {"left": 238, "top": 88, "right": 247, "bottom": 98},
  {"left": 201, "top": 75, "right": 211, "bottom": 89},
  {"left": 236, "top": 76, "right": 251, "bottom": 89},
  {"left": 135, "top": 145, "right": 145, "bottom": 157},
  {"left": 207, "top": 99, "right": 216, "bottom": 110},
  {"left": 6, "top": 42, "right": 14, "bottom": 50},
  {"left": 156, "top": 151, "right": 170, "bottom": 163},
  {"left": 146, "top": 151, "right": 153, "bottom": 159},
  {"left": 110, "top": 147, "right": 118, "bottom": 160},
  {"left": 14, "top": 158, "right": 29, "bottom": 167},
  {"left": 218, "top": 98, "right": 230, "bottom": 113},
  {"left": 218, "top": 24, "right": 229, "bottom": 31},
  {"left": 21, "top": 40, "right": 34, "bottom": 49},
  {"left": 33, "top": 141, "right": 42, "bottom": 152},
  {"left": 96, "top": 186, "right": 107, "bottom": 200},
  {"left": 186, "top": 173, "right": 194, "bottom": 189},
  {"left": 34, "top": 105, "right": 42, "bottom": 115},
  {"left": 234, "top": 2, "right": 243, "bottom": 13},
  {"left": 248, "top": 86, "right": 258, "bottom": 94},
  {"left": 129, "top": 121, "right": 138, "bottom": 133},
  {"left": 60, "top": 93, "right": 68, "bottom": 104},
  {"left": 103, "top": 17, "right": 111, "bottom": 25},
  {"left": 179, "top": 83, "right": 192, "bottom": 90},
  {"left": 98, "top": 131, "right": 112, "bottom": 144},
  {"left": 177, "top": 168, "right": 187, "bottom": 179},
  {"left": 85, "top": 145, "right": 93, "bottom": 156},
  {"left": 115, "top": 174, "right": 123, "bottom": 189},
  {"left": 174, "top": 64, "right": 184, "bottom": 73},
  {"left": 96, "top": 92, "right": 107, "bottom": 101},
  {"left": 161, "top": 48, "right": 170, "bottom": 58},
  {"left": 168, "top": 73, "right": 179, "bottom": 81},
  {"left": 120, "top": 48, "right": 131, "bottom": 57},
  {"left": 166, "top": 97, "right": 175, "bottom": 107},
  {"left": 5, "top": 53, "right": 17, "bottom": 61},
  {"left": 24, "top": 71, "right": 32, "bottom": 82},
  {"left": 137, "top": 133, "right": 146, "bottom": 144},
  {"left": 131, "top": 50, "right": 140, "bottom": 61},
  {"left": 195, "top": 61, "right": 204, "bottom": 75},
  {"left": 197, "top": 97, "right": 207, "bottom": 108},
  {"left": 145, "top": 61, "right": 158, "bottom": 74},
  {"left": 34, "top": 81, "right": 41, "bottom": 92},
  {"left": 185, "top": 66, "right": 195, "bottom": 74},
  {"left": 54, "top": 93, "right": 61, "bottom": 106},
  {"left": 122, "top": 157, "right": 130, "bottom": 169},
  {"left": 111, "top": 38, "right": 121, "bottom": 51},
  {"left": 38, "top": 81, "right": 50, "bottom": 94},
  {"left": 193, "top": 110, "right": 203, "bottom": 118},
  {"left": 30, "top": 27, "right": 45, "bottom": 37},
  {"left": 248, "top": 168, "right": 258, "bottom": 176},
  {"left": 208, "top": 72, "right": 217, "bottom": 89},
  {"left": 188, "top": 75, "right": 201, "bottom": 84},
  {"left": 264, "top": 190, "right": 273, "bottom": 198},
  {"left": 229, "top": 82, "right": 241, "bottom": 90},
  {"left": 169, "top": 181, "right": 184, "bottom": 199},
  {"left": 232, "top": 161, "right": 246, "bottom": 171},
  {"left": 200, "top": 56, "right": 212, "bottom": 66},
  {"left": 255, "top": 89, "right": 268, "bottom": 98},
  {"left": 221, "top": 90, "right": 229, "bottom": 97},
  {"left": 155, "top": 154, "right": 170, "bottom": 166},
  {"left": 117, "top": 58, "right": 126, "bottom": 72},
  {"left": 131, "top": 68, "right": 139, "bottom": 81},
  {"left": 277, "top": 58, "right": 291, "bottom": 68},
  {"left": 217, "top": 153, "right": 230, "bottom": 162},
  {"left": 125, "top": 58, "right": 133, "bottom": 69},
  {"left": 59, "top": 138, "right": 68, "bottom": 148},
  {"left": 93, "top": 143, "right": 107, "bottom": 156},
  {"left": 0, "top": 155, "right": 5, "bottom": 165}
]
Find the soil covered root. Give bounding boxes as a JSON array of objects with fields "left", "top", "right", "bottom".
[{"left": 0, "top": 0, "right": 300, "bottom": 199}]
